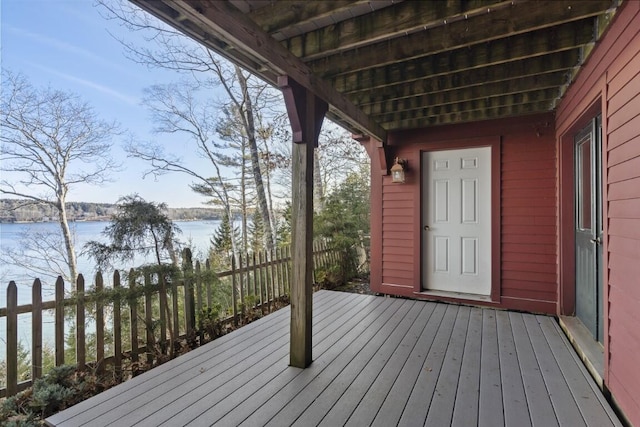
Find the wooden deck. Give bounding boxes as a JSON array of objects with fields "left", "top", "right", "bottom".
[{"left": 46, "top": 291, "right": 621, "bottom": 427}]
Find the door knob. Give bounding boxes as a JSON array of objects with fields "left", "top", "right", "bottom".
[
  {"left": 590, "top": 237, "right": 601, "bottom": 244},
  {"left": 424, "top": 225, "right": 430, "bottom": 230}
]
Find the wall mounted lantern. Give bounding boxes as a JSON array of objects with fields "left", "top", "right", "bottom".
[{"left": 390, "top": 157, "right": 407, "bottom": 183}]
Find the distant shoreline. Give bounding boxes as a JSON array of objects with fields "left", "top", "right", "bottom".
[
  {"left": 0, "top": 199, "right": 224, "bottom": 224},
  {"left": 1, "top": 217, "right": 218, "bottom": 225}
]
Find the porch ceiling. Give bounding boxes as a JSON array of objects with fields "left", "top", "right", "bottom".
[{"left": 130, "top": 0, "right": 620, "bottom": 140}]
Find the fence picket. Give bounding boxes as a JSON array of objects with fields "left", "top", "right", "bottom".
[
  {"left": 95, "top": 272, "right": 105, "bottom": 373},
  {"left": 259, "top": 251, "right": 266, "bottom": 313},
  {"left": 129, "top": 270, "right": 139, "bottom": 366},
  {"left": 55, "top": 277, "right": 64, "bottom": 367},
  {"left": 76, "top": 275, "right": 86, "bottom": 370},
  {"left": 252, "top": 252, "right": 258, "bottom": 304},
  {"left": 285, "top": 246, "right": 292, "bottom": 294},
  {"left": 159, "top": 274, "right": 168, "bottom": 354},
  {"left": 144, "top": 271, "right": 154, "bottom": 364},
  {"left": 205, "top": 259, "right": 212, "bottom": 308},
  {"left": 0, "top": 243, "right": 346, "bottom": 397},
  {"left": 238, "top": 254, "right": 245, "bottom": 316},
  {"left": 32, "top": 279, "right": 43, "bottom": 381},
  {"left": 171, "top": 276, "right": 179, "bottom": 337},
  {"left": 113, "top": 271, "right": 122, "bottom": 375},
  {"left": 270, "top": 249, "right": 276, "bottom": 302},
  {"left": 195, "top": 262, "right": 204, "bottom": 343},
  {"left": 7, "top": 281, "right": 18, "bottom": 396},
  {"left": 232, "top": 255, "right": 238, "bottom": 326}
]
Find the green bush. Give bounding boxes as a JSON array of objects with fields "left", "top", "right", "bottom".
[{"left": 314, "top": 167, "right": 370, "bottom": 284}]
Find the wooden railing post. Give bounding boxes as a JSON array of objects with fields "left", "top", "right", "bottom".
[
  {"left": 6, "top": 281, "right": 18, "bottom": 397},
  {"left": 32, "top": 279, "right": 43, "bottom": 381}
]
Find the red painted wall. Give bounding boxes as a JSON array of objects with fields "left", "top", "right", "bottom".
[
  {"left": 555, "top": 2, "right": 640, "bottom": 424},
  {"left": 366, "top": 113, "right": 557, "bottom": 314}
]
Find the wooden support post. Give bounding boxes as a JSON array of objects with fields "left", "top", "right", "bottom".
[{"left": 279, "top": 75, "right": 328, "bottom": 368}]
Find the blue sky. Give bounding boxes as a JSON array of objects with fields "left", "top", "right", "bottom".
[{"left": 1, "top": 0, "right": 221, "bottom": 208}]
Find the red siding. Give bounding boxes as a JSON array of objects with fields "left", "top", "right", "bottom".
[
  {"left": 555, "top": 2, "right": 640, "bottom": 424},
  {"left": 501, "top": 133, "right": 557, "bottom": 310},
  {"left": 380, "top": 166, "right": 415, "bottom": 288},
  {"left": 367, "top": 114, "right": 557, "bottom": 314}
]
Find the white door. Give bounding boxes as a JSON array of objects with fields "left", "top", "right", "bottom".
[{"left": 422, "top": 147, "right": 492, "bottom": 295}]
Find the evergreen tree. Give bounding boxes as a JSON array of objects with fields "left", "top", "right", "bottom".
[
  {"left": 314, "top": 165, "right": 370, "bottom": 282},
  {"left": 209, "top": 210, "right": 240, "bottom": 257},
  {"left": 248, "top": 211, "right": 265, "bottom": 253}
]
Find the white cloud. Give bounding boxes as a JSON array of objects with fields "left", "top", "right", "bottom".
[
  {"left": 27, "top": 62, "right": 139, "bottom": 105},
  {"left": 4, "top": 24, "right": 130, "bottom": 74}
]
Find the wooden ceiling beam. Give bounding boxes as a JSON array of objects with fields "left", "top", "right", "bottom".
[
  {"left": 282, "top": 0, "right": 498, "bottom": 60},
  {"left": 130, "top": 0, "right": 387, "bottom": 141},
  {"left": 362, "top": 73, "right": 566, "bottom": 116},
  {"left": 330, "top": 21, "right": 592, "bottom": 92},
  {"left": 306, "top": 0, "right": 610, "bottom": 76},
  {"left": 374, "top": 88, "right": 558, "bottom": 124},
  {"left": 347, "top": 50, "right": 579, "bottom": 104},
  {"left": 248, "top": 0, "right": 371, "bottom": 34},
  {"left": 383, "top": 101, "right": 554, "bottom": 129}
]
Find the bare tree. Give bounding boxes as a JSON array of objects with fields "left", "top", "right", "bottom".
[
  {"left": 98, "top": 0, "right": 282, "bottom": 251},
  {"left": 0, "top": 71, "right": 120, "bottom": 284},
  {"left": 272, "top": 123, "right": 369, "bottom": 208},
  {"left": 127, "top": 79, "right": 240, "bottom": 255}
]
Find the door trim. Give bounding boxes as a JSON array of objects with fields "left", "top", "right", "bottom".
[
  {"left": 422, "top": 147, "right": 492, "bottom": 296},
  {"left": 574, "top": 116, "right": 604, "bottom": 342},
  {"left": 556, "top": 77, "right": 609, "bottom": 387},
  {"left": 558, "top": 99, "right": 603, "bottom": 316},
  {"left": 415, "top": 136, "right": 501, "bottom": 302}
]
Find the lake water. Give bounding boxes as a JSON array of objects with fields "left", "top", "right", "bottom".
[{"left": 0, "top": 220, "right": 222, "bottom": 356}]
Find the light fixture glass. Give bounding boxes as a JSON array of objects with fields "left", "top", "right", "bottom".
[{"left": 390, "top": 157, "right": 406, "bottom": 183}]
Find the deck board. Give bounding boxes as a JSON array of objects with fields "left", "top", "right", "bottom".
[
  {"left": 344, "top": 302, "right": 436, "bottom": 427},
  {"left": 46, "top": 291, "right": 622, "bottom": 427},
  {"left": 244, "top": 297, "right": 405, "bottom": 427},
  {"left": 509, "top": 311, "right": 560, "bottom": 427},
  {"left": 479, "top": 308, "right": 504, "bottom": 427},
  {"left": 397, "top": 304, "right": 460, "bottom": 426},
  {"left": 496, "top": 310, "right": 531, "bottom": 427},
  {"left": 450, "top": 306, "right": 482, "bottom": 427},
  {"left": 370, "top": 302, "right": 447, "bottom": 427},
  {"left": 523, "top": 314, "right": 585, "bottom": 427}
]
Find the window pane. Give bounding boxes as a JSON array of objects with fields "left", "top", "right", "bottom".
[{"left": 579, "top": 140, "right": 592, "bottom": 230}]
